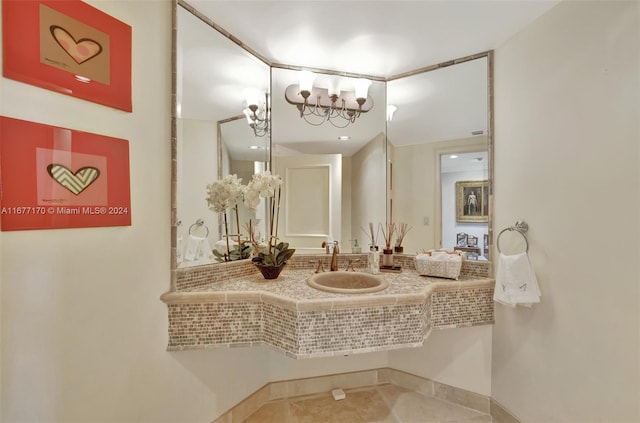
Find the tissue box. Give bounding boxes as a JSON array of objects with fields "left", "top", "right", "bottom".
[{"left": 415, "top": 252, "right": 462, "bottom": 280}]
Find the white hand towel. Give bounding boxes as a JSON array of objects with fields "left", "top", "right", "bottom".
[
  {"left": 183, "top": 236, "right": 215, "bottom": 265},
  {"left": 493, "top": 252, "right": 540, "bottom": 307},
  {"left": 184, "top": 235, "right": 205, "bottom": 261},
  {"left": 176, "top": 235, "right": 184, "bottom": 264},
  {"left": 195, "top": 237, "right": 214, "bottom": 263}
]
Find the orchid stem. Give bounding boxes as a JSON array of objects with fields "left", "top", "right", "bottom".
[
  {"left": 234, "top": 205, "right": 242, "bottom": 247},
  {"left": 224, "top": 212, "right": 230, "bottom": 261}
]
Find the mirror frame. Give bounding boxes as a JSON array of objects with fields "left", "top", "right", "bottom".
[
  {"left": 170, "top": 0, "right": 494, "bottom": 288},
  {"left": 170, "top": 0, "right": 177, "bottom": 288}
]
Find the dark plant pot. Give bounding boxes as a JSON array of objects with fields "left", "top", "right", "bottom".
[
  {"left": 254, "top": 263, "right": 286, "bottom": 280},
  {"left": 394, "top": 246, "right": 404, "bottom": 253}
]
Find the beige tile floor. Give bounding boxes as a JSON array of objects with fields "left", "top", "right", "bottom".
[{"left": 243, "top": 384, "right": 492, "bottom": 423}]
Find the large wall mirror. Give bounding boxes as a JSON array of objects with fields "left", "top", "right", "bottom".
[
  {"left": 270, "top": 67, "right": 387, "bottom": 253},
  {"left": 387, "top": 55, "right": 490, "bottom": 258},
  {"left": 175, "top": 3, "right": 270, "bottom": 268},
  {"left": 172, "top": 1, "right": 493, "bottom": 279}
]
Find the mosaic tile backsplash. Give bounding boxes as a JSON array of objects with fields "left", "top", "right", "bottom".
[{"left": 164, "top": 254, "right": 494, "bottom": 357}]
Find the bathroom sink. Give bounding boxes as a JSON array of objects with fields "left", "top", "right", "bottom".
[{"left": 307, "top": 271, "right": 388, "bottom": 294}]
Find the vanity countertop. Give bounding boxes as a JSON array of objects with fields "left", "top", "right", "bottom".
[
  {"left": 161, "top": 268, "right": 494, "bottom": 310},
  {"left": 161, "top": 261, "right": 496, "bottom": 356}
]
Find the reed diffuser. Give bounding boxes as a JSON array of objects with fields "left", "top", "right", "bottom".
[
  {"left": 380, "top": 222, "right": 396, "bottom": 267},
  {"left": 394, "top": 222, "right": 412, "bottom": 253},
  {"left": 361, "top": 222, "right": 378, "bottom": 251}
]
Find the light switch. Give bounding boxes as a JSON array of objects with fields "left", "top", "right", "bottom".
[{"left": 423, "top": 216, "right": 429, "bottom": 226}]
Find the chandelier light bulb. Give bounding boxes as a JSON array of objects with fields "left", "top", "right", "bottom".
[
  {"left": 241, "top": 92, "right": 270, "bottom": 137},
  {"left": 387, "top": 104, "right": 397, "bottom": 121},
  {"left": 298, "top": 71, "right": 316, "bottom": 97},
  {"left": 242, "top": 88, "right": 262, "bottom": 109},
  {"left": 328, "top": 82, "right": 341, "bottom": 99},
  {"left": 354, "top": 78, "right": 372, "bottom": 101}
]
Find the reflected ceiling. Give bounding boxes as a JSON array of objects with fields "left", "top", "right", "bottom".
[
  {"left": 387, "top": 57, "right": 487, "bottom": 147},
  {"left": 179, "top": 1, "right": 560, "bottom": 158},
  {"left": 187, "top": 0, "right": 559, "bottom": 76},
  {"left": 441, "top": 151, "right": 488, "bottom": 174}
]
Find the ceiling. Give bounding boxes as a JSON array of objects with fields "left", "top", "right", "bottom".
[
  {"left": 187, "top": 0, "right": 559, "bottom": 78},
  {"left": 178, "top": 1, "right": 560, "bottom": 160},
  {"left": 441, "top": 151, "right": 488, "bottom": 174}
]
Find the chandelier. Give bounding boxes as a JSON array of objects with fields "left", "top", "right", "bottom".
[
  {"left": 284, "top": 71, "right": 373, "bottom": 128},
  {"left": 243, "top": 89, "right": 269, "bottom": 137}
]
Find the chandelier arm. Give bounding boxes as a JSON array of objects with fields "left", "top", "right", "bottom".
[
  {"left": 313, "top": 96, "right": 324, "bottom": 116},
  {"left": 328, "top": 116, "right": 352, "bottom": 129},
  {"left": 302, "top": 113, "right": 330, "bottom": 126},
  {"left": 305, "top": 99, "right": 329, "bottom": 119},
  {"left": 286, "top": 84, "right": 368, "bottom": 129}
]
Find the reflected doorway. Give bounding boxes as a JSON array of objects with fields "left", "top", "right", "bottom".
[{"left": 440, "top": 150, "right": 489, "bottom": 260}]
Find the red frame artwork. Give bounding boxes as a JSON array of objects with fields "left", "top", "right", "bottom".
[
  {"left": 0, "top": 117, "right": 131, "bottom": 231},
  {"left": 2, "top": 0, "right": 132, "bottom": 112}
]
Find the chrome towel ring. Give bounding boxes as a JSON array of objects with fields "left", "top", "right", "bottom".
[
  {"left": 188, "top": 219, "right": 209, "bottom": 237},
  {"left": 496, "top": 220, "right": 529, "bottom": 254}
]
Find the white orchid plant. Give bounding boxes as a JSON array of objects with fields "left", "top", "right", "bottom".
[
  {"left": 244, "top": 171, "right": 295, "bottom": 266},
  {"left": 205, "top": 171, "right": 294, "bottom": 265},
  {"left": 206, "top": 174, "right": 248, "bottom": 261}
]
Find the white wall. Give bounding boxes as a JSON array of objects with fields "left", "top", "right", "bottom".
[
  {"left": 392, "top": 137, "right": 486, "bottom": 253},
  {"left": 493, "top": 1, "right": 640, "bottom": 422},
  {"left": 341, "top": 156, "right": 353, "bottom": 251},
  {"left": 351, "top": 133, "right": 387, "bottom": 249},
  {"left": 267, "top": 349, "right": 389, "bottom": 382},
  {"left": 392, "top": 141, "right": 435, "bottom": 253},
  {"left": 389, "top": 326, "right": 493, "bottom": 396},
  {"left": 0, "top": 2, "right": 271, "bottom": 421}
]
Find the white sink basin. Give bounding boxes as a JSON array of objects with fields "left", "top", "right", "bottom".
[{"left": 307, "top": 271, "right": 388, "bottom": 294}]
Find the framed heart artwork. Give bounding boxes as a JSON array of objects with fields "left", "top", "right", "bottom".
[
  {"left": 2, "top": 0, "right": 132, "bottom": 112},
  {"left": 0, "top": 117, "right": 131, "bottom": 231}
]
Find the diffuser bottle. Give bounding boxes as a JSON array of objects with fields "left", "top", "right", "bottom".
[
  {"left": 368, "top": 245, "right": 380, "bottom": 274},
  {"left": 382, "top": 248, "right": 394, "bottom": 267}
]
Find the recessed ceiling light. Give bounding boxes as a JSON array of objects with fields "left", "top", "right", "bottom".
[
  {"left": 449, "top": 155, "right": 458, "bottom": 159},
  {"left": 338, "top": 136, "right": 350, "bottom": 141},
  {"left": 249, "top": 145, "right": 261, "bottom": 150},
  {"left": 74, "top": 75, "right": 91, "bottom": 83}
]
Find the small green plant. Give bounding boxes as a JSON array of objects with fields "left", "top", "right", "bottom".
[
  {"left": 212, "top": 243, "right": 252, "bottom": 262},
  {"left": 252, "top": 242, "right": 295, "bottom": 266}
]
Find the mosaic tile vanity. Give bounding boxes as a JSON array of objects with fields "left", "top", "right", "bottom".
[{"left": 161, "top": 254, "right": 494, "bottom": 358}]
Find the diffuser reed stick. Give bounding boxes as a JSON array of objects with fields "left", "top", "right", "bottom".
[
  {"left": 395, "top": 222, "right": 413, "bottom": 248},
  {"left": 380, "top": 222, "right": 396, "bottom": 251},
  {"left": 361, "top": 222, "right": 377, "bottom": 248}
]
